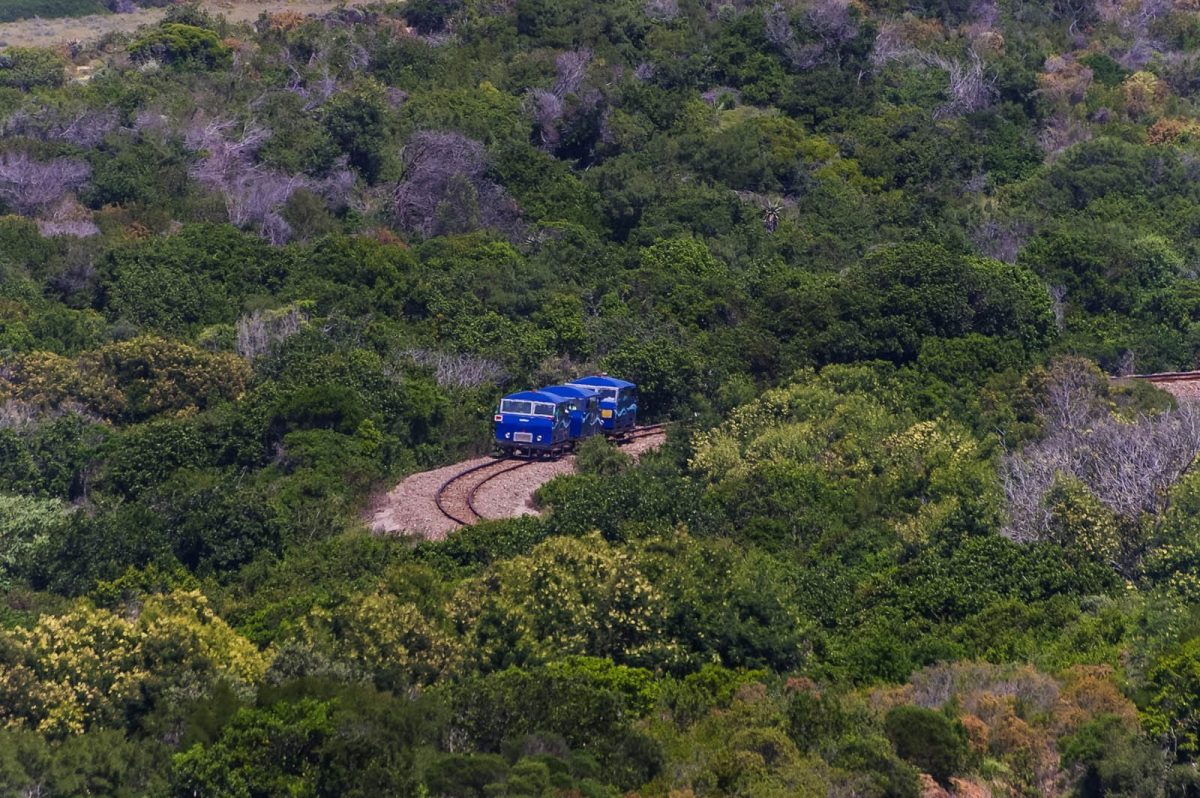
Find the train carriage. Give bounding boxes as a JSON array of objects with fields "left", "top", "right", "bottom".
[
  {"left": 493, "top": 390, "right": 573, "bottom": 456},
  {"left": 540, "top": 384, "right": 603, "bottom": 442},
  {"left": 564, "top": 375, "right": 638, "bottom": 435}
]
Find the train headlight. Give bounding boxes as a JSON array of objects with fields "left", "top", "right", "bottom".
[{"left": 536, "top": 435, "right": 543, "bottom": 441}]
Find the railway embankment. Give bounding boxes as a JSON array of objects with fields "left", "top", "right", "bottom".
[{"left": 366, "top": 427, "right": 667, "bottom": 538}]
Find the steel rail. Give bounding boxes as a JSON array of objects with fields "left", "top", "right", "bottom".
[{"left": 434, "top": 424, "right": 671, "bottom": 527}]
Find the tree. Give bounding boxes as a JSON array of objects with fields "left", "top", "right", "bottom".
[
  {"left": 828, "top": 243, "right": 1054, "bottom": 363},
  {"left": 0, "top": 590, "right": 265, "bottom": 735},
  {"left": 0, "top": 153, "right": 90, "bottom": 216},
  {"left": 394, "top": 131, "right": 521, "bottom": 239},
  {"left": 0, "top": 495, "right": 70, "bottom": 588},
  {"left": 129, "top": 23, "right": 232, "bottom": 70},
  {"left": 0, "top": 47, "right": 67, "bottom": 90},
  {"left": 884, "top": 706, "right": 970, "bottom": 785},
  {"left": 171, "top": 700, "right": 334, "bottom": 798},
  {"left": 323, "top": 81, "right": 392, "bottom": 183},
  {"left": 1143, "top": 637, "right": 1200, "bottom": 761}
]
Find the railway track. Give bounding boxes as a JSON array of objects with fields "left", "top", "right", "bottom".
[{"left": 433, "top": 424, "right": 669, "bottom": 528}]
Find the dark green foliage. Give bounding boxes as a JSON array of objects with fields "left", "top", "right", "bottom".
[
  {"left": 84, "top": 136, "right": 192, "bottom": 210},
  {"left": 883, "top": 705, "right": 970, "bottom": 785},
  {"left": 0, "top": 48, "right": 67, "bottom": 90},
  {"left": 574, "top": 436, "right": 632, "bottom": 476},
  {"left": 0, "top": 1, "right": 106, "bottom": 22},
  {"left": 448, "top": 666, "right": 662, "bottom": 787},
  {"left": 171, "top": 699, "right": 335, "bottom": 797},
  {"left": 827, "top": 242, "right": 1055, "bottom": 363},
  {"left": 1060, "top": 715, "right": 1165, "bottom": 798},
  {"left": 1079, "top": 53, "right": 1128, "bottom": 87},
  {"left": 98, "top": 225, "right": 288, "bottom": 332},
  {"left": 323, "top": 82, "right": 392, "bottom": 182},
  {"left": 0, "top": 728, "right": 167, "bottom": 797},
  {"left": 6, "top": 1, "right": 1200, "bottom": 794},
  {"left": 129, "top": 24, "right": 232, "bottom": 71}
]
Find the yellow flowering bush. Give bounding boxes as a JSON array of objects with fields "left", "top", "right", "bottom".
[
  {"left": 0, "top": 590, "right": 265, "bottom": 735},
  {"left": 0, "top": 336, "right": 249, "bottom": 422},
  {"left": 454, "top": 532, "right": 675, "bottom": 666},
  {"left": 299, "top": 590, "right": 462, "bottom": 685}
]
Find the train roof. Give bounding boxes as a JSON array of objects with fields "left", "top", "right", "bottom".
[
  {"left": 501, "top": 389, "right": 571, "bottom": 404},
  {"left": 539, "top": 384, "right": 597, "bottom": 399},
  {"left": 568, "top": 375, "right": 636, "bottom": 389}
]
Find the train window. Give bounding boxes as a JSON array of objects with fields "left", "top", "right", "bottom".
[
  {"left": 533, "top": 402, "right": 556, "bottom": 417},
  {"left": 501, "top": 400, "right": 533, "bottom": 415}
]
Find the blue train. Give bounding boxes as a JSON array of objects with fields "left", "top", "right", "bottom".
[{"left": 493, "top": 375, "right": 638, "bottom": 456}]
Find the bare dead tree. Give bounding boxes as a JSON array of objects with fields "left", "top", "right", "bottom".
[
  {"left": 1002, "top": 358, "right": 1200, "bottom": 567},
  {"left": 3, "top": 108, "right": 120, "bottom": 148},
  {"left": 36, "top": 198, "right": 99, "bottom": 239},
  {"left": 0, "top": 401, "right": 39, "bottom": 431},
  {"left": 700, "top": 86, "right": 741, "bottom": 107},
  {"left": 870, "top": 22, "right": 912, "bottom": 70},
  {"left": 186, "top": 117, "right": 350, "bottom": 244},
  {"left": 525, "top": 49, "right": 596, "bottom": 151},
  {"left": 1038, "top": 113, "right": 1092, "bottom": 157},
  {"left": 969, "top": 0, "right": 1000, "bottom": 30},
  {"left": 554, "top": 49, "right": 592, "bottom": 98},
  {"left": 236, "top": 306, "right": 309, "bottom": 360},
  {"left": 971, "top": 219, "right": 1031, "bottom": 264},
  {"left": 1034, "top": 357, "right": 1111, "bottom": 437},
  {"left": 527, "top": 89, "right": 564, "bottom": 149},
  {"left": 0, "top": 152, "right": 91, "bottom": 217},
  {"left": 923, "top": 50, "right": 997, "bottom": 118},
  {"left": 1049, "top": 285, "right": 1067, "bottom": 331},
  {"left": 645, "top": 0, "right": 680, "bottom": 21},
  {"left": 397, "top": 349, "right": 509, "bottom": 389},
  {"left": 764, "top": 3, "right": 796, "bottom": 53},
  {"left": 286, "top": 65, "right": 339, "bottom": 111},
  {"left": 805, "top": 0, "right": 857, "bottom": 66},
  {"left": 394, "top": 131, "right": 521, "bottom": 240},
  {"left": 765, "top": 0, "right": 858, "bottom": 70},
  {"left": 0, "top": 399, "right": 99, "bottom": 430}
]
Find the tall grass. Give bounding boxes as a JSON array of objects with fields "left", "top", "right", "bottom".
[{"left": 0, "top": 0, "right": 109, "bottom": 24}]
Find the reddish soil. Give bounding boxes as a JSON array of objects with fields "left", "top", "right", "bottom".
[
  {"left": 366, "top": 430, "right": 667, "bottom": 540},
  {"left": 1145, "top": 377, "right": 1200, "bottom": 403},
  {"left": 1117, "top": 373, "right": 1200, "bottom": 403}
]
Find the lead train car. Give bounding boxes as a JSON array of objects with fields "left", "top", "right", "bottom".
[
  {"left": 493, "top": 390, "right": 573, "bottom": 456},
  {"left": 564, "top": 375, "right": 638, "bottom": 435}
]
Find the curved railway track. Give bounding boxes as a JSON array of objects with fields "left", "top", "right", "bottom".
[{"left": 433, "top": 423, "right": 668, "bottom": 528}]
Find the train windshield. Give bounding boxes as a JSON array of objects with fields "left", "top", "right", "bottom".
[{"left": 500, "top": 399, "right": 557, "bottom": 417}]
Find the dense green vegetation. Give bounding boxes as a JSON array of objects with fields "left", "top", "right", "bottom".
[
  {"left": 0, "top": 0, "right": 108, "bottom": 24},
  {"left": 5, "top": 0, "right": 1200, "bottom": 794}
]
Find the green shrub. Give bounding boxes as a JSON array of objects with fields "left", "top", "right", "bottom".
[
  {"left": 129, "top": 24, "right": 231, "bottom": 70},
  {"left": 883, "top": 705, "right": 970, "bottom": 785},
  {"left": 0, "top": 0, "right": 104, "bottom": 23},
  {"left": 0, "top": 48, "right": 67, "bottom": 90},
  {"left": 574, "top": 435, "right": 632, "bottom": 476}
]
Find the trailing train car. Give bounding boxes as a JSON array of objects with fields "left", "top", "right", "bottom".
[
  {"left": 493, "top": 390, "right": 572, "bottom": 456},
  {"left": 540, "top": 384, "right": 603, "bottom": 442},
  {"left": 565, "top": 375, "right": 638, "bottom": 435}
]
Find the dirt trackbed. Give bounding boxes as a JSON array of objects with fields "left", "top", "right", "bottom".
[{"left": 366, "top": 429, "right": 667, "bottom": 539}]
